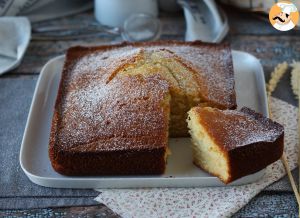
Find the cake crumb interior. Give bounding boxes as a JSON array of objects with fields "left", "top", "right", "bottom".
[
  {"left": 115, "top": 49, "right": 206, "bottom": 137},
  {"left": 187, "top": 109, "right": 230, "bottom": 182}
]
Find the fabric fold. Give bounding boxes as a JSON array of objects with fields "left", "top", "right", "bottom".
[{"left": 0, "top": 17, "right": 31, "bottom": 75}]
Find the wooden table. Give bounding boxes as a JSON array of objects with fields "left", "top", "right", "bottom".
[{"left": 0, "top": 6, "right": 299, "bottom": 217}]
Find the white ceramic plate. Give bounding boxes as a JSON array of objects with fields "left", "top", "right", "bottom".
[{"left": 20, "top": 50, "right": 268, "bottom": 188}]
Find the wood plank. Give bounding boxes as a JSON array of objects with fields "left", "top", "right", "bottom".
[
  {"left": 0, "top": 204, "right": 120, "bottom": 217},
  {"left": 1, "top": 192, "right": 297, "bottom": 217}
]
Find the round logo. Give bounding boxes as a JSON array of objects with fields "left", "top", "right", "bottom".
[{"left": 269, "top": 1, "right": 299, "bottom": 31}]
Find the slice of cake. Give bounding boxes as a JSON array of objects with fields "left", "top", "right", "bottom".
[{"left": 187, "top": 107, "right": 284, "bottom": 184}]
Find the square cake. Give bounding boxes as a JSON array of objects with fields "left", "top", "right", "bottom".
[{"left": 49, "top": 41, "right": 236, "bottom": 175}]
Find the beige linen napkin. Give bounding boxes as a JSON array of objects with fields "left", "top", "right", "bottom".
[{"left": 95, "top": 97, "right": 298, "bottom": 218}]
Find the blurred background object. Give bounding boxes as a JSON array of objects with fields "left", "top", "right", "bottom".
[
  {"left": 159, "top": 0, "right": 181, "bottom": 12},
  {"left": 178, "top": 0, "right": 228, "bottom": 42},
  {"left": 0, "top": 0, "right": 229, "bottom": 43},
  {"left": 220, "top": 0, "right": 300, "bottom": 27},
  {"left": 122, "top": 13, "right": 161, "bottom": 42},
  {"left": 0, "top": 17, "right": 30, "bottom": 75},
  {"left": 0, "top": 0, "right": 93, "bottom": 22},
  {"left": 94, "top": 0, "right": 158, "bottom": 27},
  {"left": 94, "top": 0, "right": 160, "bottom": 41}
]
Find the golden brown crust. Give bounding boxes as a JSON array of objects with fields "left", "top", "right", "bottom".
[
  {"left": 193, "top": 107, "right": 284, "bottom": 151},
  {"left": 49, "top": 41, "right": 236, "bottom": 176}
]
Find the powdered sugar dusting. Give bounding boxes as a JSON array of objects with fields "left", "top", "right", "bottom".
[
  {"left": 65, "top": 43, "right": 235, "bottom": 108},
  {"left": 54, "top": 42, "right": 236, "bottom": 151},
  {"left": 138, "top": 44, "right": 236, "bottom": 107},
  {"left": 197, "top": 107, "right": 284, "bottom": 150},
  {"left": 172, "top": 45, "right": 235, "bottom": 106},
  {"left": 66, "top": 46, "right": 142, "bottom": 87},
  {"left": 57, "top": 71, "right": 170, "bottom": 151}
]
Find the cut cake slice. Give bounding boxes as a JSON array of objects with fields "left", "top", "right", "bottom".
[{"left": 187, "top": 106, "right": 284, "bottom": 184}]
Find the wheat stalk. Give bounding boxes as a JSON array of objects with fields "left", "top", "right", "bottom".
[
  {"left": 267, "top": 62, "right": 300, "bottom": 209},
  {"left": 291, "top": 61, "right": 300, "bottom": 99},
  {"left": 290, "top": 61, "right": 300, "bottom": 206},
  {"left": 267, "top": 62, "right": 288, "bottom": 95}
]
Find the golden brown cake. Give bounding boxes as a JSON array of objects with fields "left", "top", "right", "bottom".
[
  {"left": 49, "top": 41, "right": 236, "bottom": 176},
  {"left": 187, "top": 106, "right": 284, "bottom": 184}
]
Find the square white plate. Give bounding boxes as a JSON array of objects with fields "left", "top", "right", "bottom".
[{"left": 20, "top": 50, "right": 268, "bottom": 188}]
